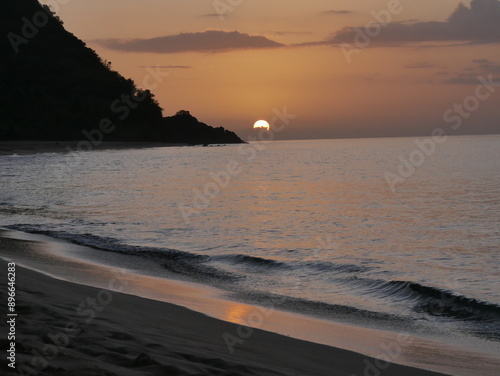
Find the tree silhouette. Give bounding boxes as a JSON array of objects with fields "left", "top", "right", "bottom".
[{"left": 0, "top": 0, "right": 244, "bottom": 145}]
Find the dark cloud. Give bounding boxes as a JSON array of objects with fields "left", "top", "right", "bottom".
[
  {"left": 405, "top": 62, "right": 436, "bottom": 69},
  {"left": 471, "top": 58, "right": 500, "bottom": 73},
  {"left": 272, "top": 31, "right": 314, "bottom": 36},
  {"left": 322, "top": 10, "right": 354, "bottom": 15},
  {"left": 472, "top": 59, "right": 492, "bottom": 64},
  {"left": 442, "top": 59, "right": 500, "bottom": 84},
  {"left": 138, "top": 65, "right": 192, "bottom": 69},
  {"left": 313, "top": 0, "right": 500, "bottom": 46},
  {"left": 442, "top": 73, "right": 485, "bottom": 85},
  {"left": 97, "top": 30, "right": 284, "bottom": 54}
]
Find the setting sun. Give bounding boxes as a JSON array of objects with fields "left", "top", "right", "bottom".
[{"left": 253, "top": 120, "right": 270, "bottom": 131}]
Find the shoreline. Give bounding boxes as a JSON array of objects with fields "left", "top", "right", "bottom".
[
  {"left": 0, "top": 263, "right": 450, "bottom": 376},
  {"left": 0, "top": 141, "right": 191, "bottom": 156},
  {"left": 0, "top": 230, "right": 457, "bottom": 376}
]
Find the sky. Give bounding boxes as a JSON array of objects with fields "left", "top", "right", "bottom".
[{"left": 42, "top": 0, "right": 500, "bottom": 140}]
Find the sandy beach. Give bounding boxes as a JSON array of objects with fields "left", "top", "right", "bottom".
[{"left": 0, "top": 237, "right": 452, "bottom": 376}]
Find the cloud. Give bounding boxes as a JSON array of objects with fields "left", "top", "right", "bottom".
[
  {"left": 315, "top": 0, "right": 500, "bottom": 46},
  {"left": 138, "top": 65, "right": 192, "bottom": 69},
  {"left": 471, "top": 58, "right": 500, "bottom": 73},
  {"left": 442, "top": 73, "right": 486, "bottom": 85},
  {"left": 272, "top": 31, "right": 314, "bottom": 36},
  {"left": 472, "top": 59, "right": 492, "bottom": 64},
  {"left": 405, "top": 62, "right": 436, "bottom": 69},
  {"left": 322, "top": 10, "right": 354, "bottom": 16},
  {"left": 442, "top": 58, "right": 500, "bottom": 84},
  {"left": 97, "top": 30, "right": 284, "bottom": 54}
]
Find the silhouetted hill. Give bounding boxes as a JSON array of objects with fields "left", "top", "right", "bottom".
[
  {"left": 0, "top": 0, "right": 244, "bottom": 145},
  {"left": 163, "top": 111, "right": 243, "bottom": 145}
]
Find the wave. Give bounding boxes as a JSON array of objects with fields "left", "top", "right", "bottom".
[
  {"left": 229, "top": 279, "right": 500, "bottom": 341},
  {"left": 228, "top": 289, "right": 412, "bottom": 328},
  {"left": 230, "top": 286, "right": 500, "bottom": 341},
  {"left": 5, "top": 224, "right": 500, "bottom": 339},
  {"left": 345, "top": 276, "right": 500, "bottom": 324},
  {"left": 210, "top": 254, "right": 290, "bottom": 270},
  {"left": 5, "top": 224, "right": 238, "bottom": 284},
  {"left": 301, "top": 260, "right": 370, "bottom": 274},
  {"left": 210, "top": 254, "right": 371, "bottom": 274},
  {"left": 390, "top": 280, "right": 500, "bottom": 322}
]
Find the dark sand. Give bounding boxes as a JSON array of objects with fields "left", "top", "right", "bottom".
[{"left": 0, "top": 255, "right": 452, "bottom": 376}]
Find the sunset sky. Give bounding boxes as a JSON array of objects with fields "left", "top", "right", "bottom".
[{"left": 42, "top": 0, "right": 500, "bottom": 140}]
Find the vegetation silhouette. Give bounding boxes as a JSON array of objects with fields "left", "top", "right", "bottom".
[{"left": 0, "top": 0, "right": 244, "bottom": 145}]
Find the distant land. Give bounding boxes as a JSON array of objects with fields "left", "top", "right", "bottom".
[{"left": 0, "top": 0, "right": 244, "bottom": 145}]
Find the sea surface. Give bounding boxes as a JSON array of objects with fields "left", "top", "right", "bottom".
[{"left": 1, "top": 136, "right": 500, "bottom": 353}]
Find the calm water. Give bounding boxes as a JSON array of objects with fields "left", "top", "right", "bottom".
[{"left": 1, "top": 136, "right": 500, "bottom": 345}]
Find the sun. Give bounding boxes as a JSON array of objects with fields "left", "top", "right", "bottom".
[{"left": 253, "top": 120, "right": 270, "bottom": 131}]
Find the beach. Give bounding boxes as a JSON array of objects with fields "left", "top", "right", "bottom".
[{"left": 0, "top": 233, "right": 452, "bottom": 376}]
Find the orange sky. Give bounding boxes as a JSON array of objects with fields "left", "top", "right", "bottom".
[{"left": 42, "top": 0, "right": 500, "bottom": 140}]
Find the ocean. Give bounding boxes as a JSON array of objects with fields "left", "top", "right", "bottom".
[{"left": 1, "top": 135, "right": 500, "bottom": 369}]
